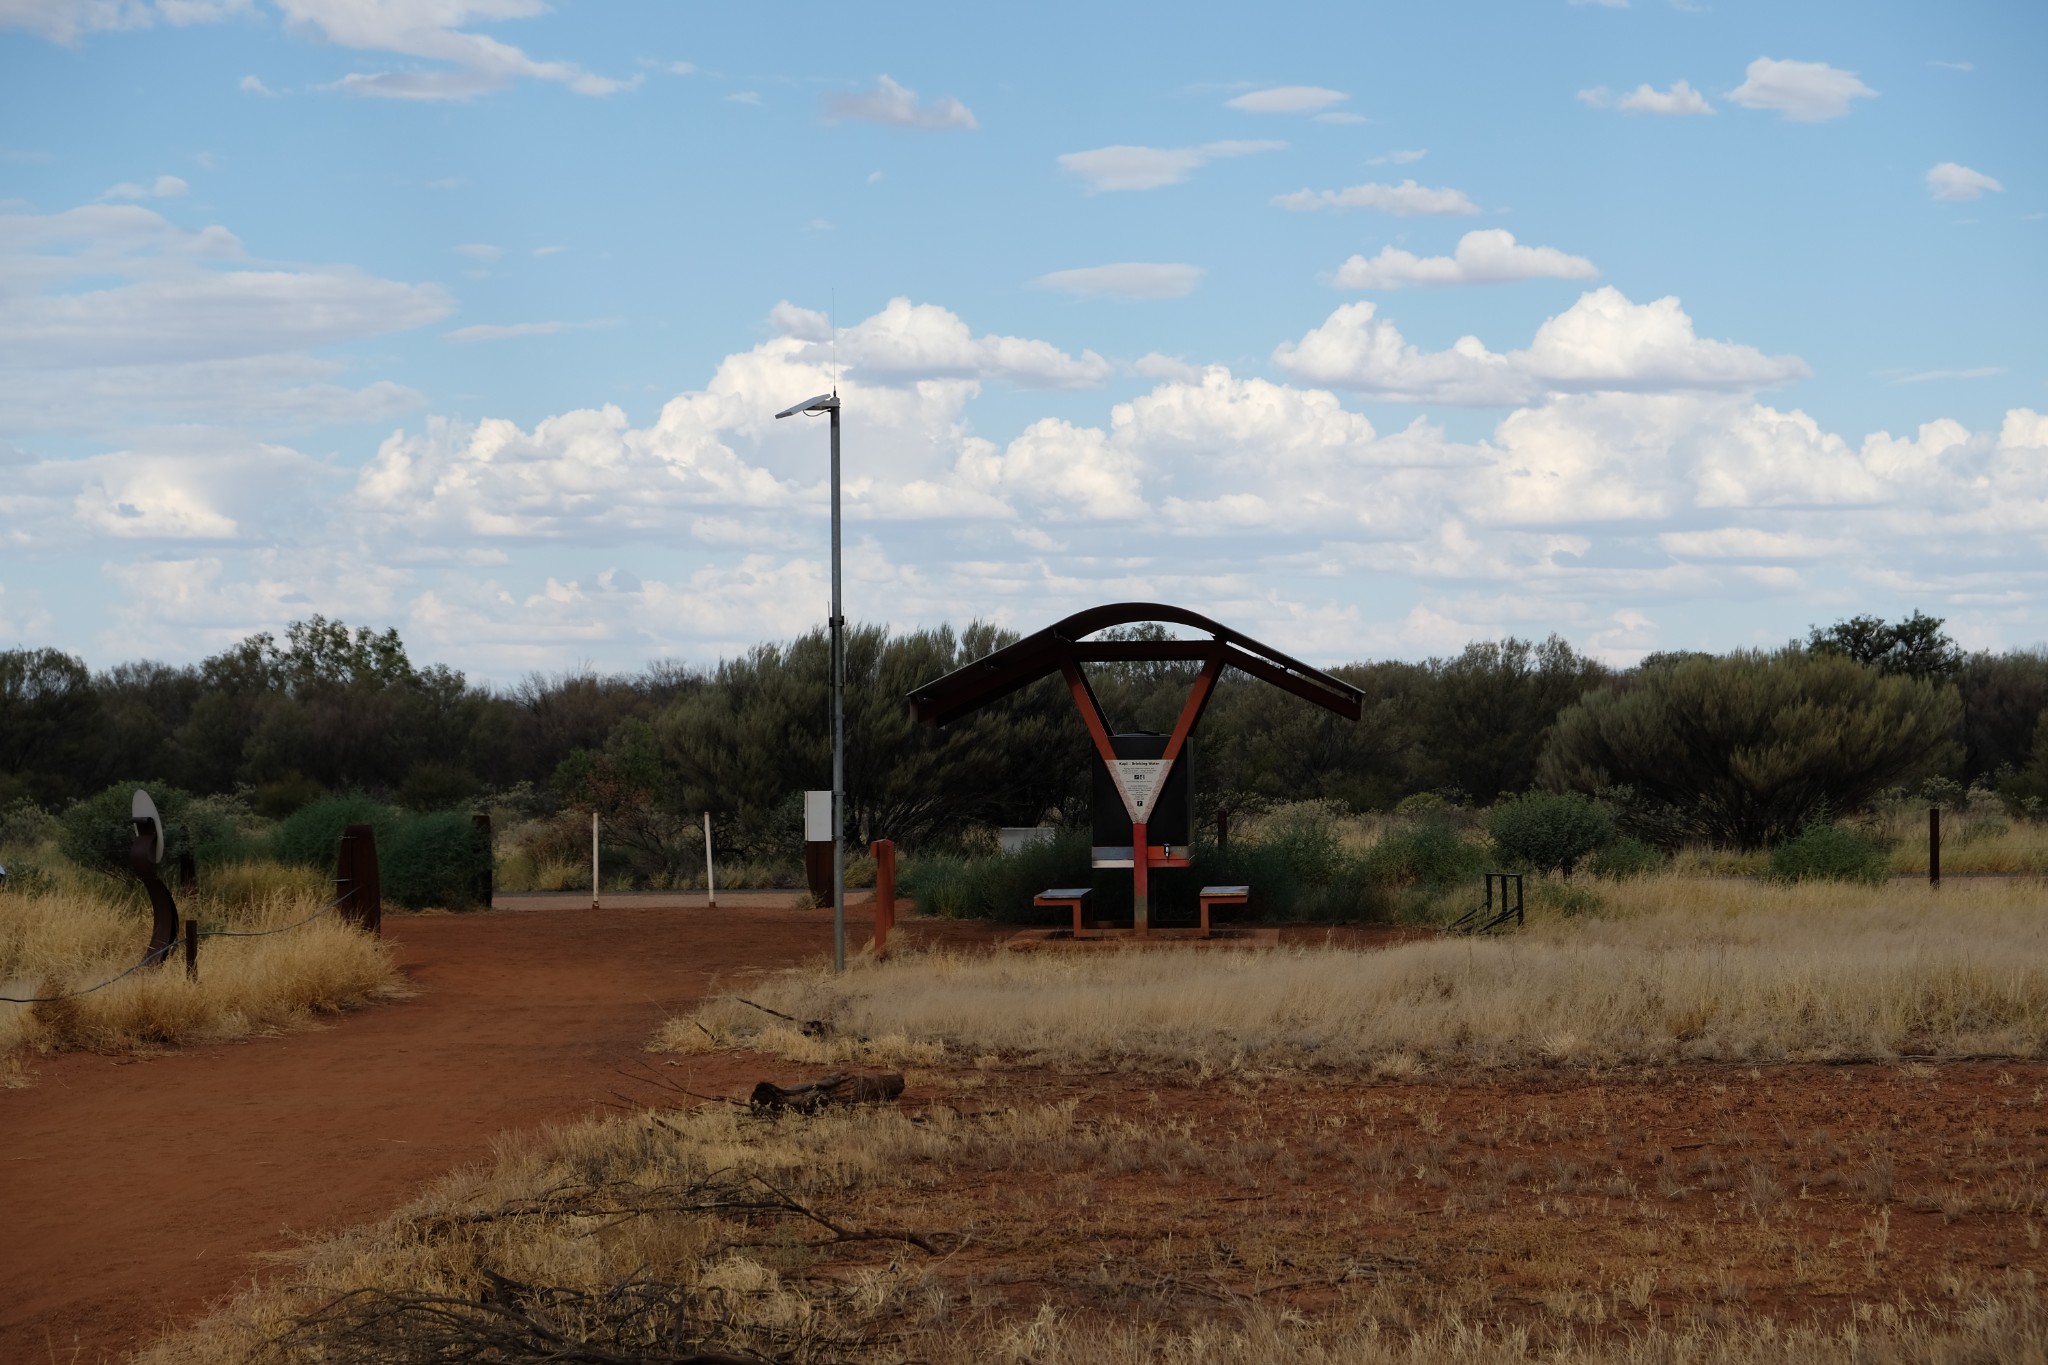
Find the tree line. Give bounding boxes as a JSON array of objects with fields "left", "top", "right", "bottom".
[{"left": 4, "top": 611, "right": 2046, "bottom": 875}]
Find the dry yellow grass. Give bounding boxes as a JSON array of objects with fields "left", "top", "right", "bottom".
[
  {"left": 0, "top": 880, "right": 405, "bottom": 1082},
  {"left": 659, "top": 877, "right": 2048, "bottom": 1073},
  {"left": 136, "top": 1090, "right": 2048, "bottom": 1365}
]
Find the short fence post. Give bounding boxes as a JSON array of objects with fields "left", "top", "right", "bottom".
[
  {"left": 336, "top": 825, "right": 382, "bottom": 936},
  {"left": 591, "top": 811, "right": 600, "bottom": 911},
  {"left": 472, "top": 812, "right": 493, "bottom": 909},
  {"left": 704, "top": 810, "right": 717, "bottom": 908},
  {"left": 870, "top": 839, "right": 896, "bottom": 955},
  {"left": 1929, "top": 806, "right": 1941, "bottom": 888},
  {"left": 184, "top": 918, "right": 198, "bottom": 981}
]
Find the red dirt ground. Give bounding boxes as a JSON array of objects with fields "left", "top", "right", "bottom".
[
  {"left": 0, "top": 898, "right": 1421, "bottom": 1363},
  {"left": 12, "top": 901, "right": 2030, "bottom": 1361},
  {"left": 0, "top": 897, "right": 917, "bottom": 1363}
]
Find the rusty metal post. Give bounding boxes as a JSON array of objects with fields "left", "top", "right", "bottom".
[
  {"left": 1929, "top": 806, "right": 1941, "bottom": 888},
  {"left": 184, "top": 919, "right": 198, "bottom": 981},
  {"left": 869, "top": 839, "right": 896, "bottom": 955},
  {"left": 336, "top": 824, "right": 382, "bottom": 935},
  {"left": 472, "top": 811, "right": 493, "bottom": 909}
]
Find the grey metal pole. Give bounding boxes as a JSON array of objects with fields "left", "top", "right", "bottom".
[{"left": 830, "top": 402, "right": 846, "bottom": 972}]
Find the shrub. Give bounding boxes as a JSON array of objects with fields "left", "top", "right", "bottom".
[
  {"left": 57, "top": 782, "right": 245, "bottom": 872},
  {"left": 1361, "top": 819, "right": 1487, "bottom": 893},
  {"left": 382, "top": 810, "right": 492, "bottom": 910},
  {"left": 1768, "top": 824, "right": 1890, "bottom": 885},
  {"left": 1487, "top": 791, "right": 1615, "bottom": 876},
  {"left": 1541, "top": 649, "right": 1962, "bottom": 848},
  {"left": 1588, "top": 836, "right": 1666, "bottom": 879},
  {"left": 271, "top": 794, "right": 399, "bottom": 869},
  {"left": 900, "top": 831, "right": 1091, "bottom": 922}
]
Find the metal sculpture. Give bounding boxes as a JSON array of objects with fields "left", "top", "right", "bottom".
[
  {"left": 908, "top": 603, "right": 1364, "bottom": 934},
  {"left": 129, "top": 789, "right": 180, "bottom": 966}
]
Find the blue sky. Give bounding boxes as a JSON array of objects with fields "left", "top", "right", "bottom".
[{"left": 1, "top": 0, "right": 2043, "bottom": 680}]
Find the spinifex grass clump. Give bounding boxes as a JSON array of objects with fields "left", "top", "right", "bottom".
[
  {"left": 0, "top": 880, "right": 403, "bottom": 1079},
  {"left": 664, "top": 878, "right": 2048, "bottom": 1074}
]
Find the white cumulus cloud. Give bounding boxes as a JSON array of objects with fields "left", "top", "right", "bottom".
[
  {"left": 1274, "top": 179, "right": 1480, "bottom": 215},
  {"left": 1273, "top": 287, "right": 1808, "bottom": 404},
  {"left": 1926, "top": 162, "right": 2003, "bottom": 202},
  {"left": 1332, "top": 230, "right": 1598, "bottom": 289},
  {"left": 1728, "top": 57, "right": 1875, "bottom": 121},
  {"left": 823, "top": 74, "right": 977, "bottom": 130},
  {"left": 1058, "top": 140, "right": 1284, "bottom": 192}
]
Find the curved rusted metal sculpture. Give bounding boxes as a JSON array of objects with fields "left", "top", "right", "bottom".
[
  {"left": 907, "top": 602, "right": 1362, "bottom": 728},
  {"left": 128, "top": 790, "right": 180, "bottom": 966},
  {"left": 908, "top": 603, "right": 1363, "bottom": 933}
]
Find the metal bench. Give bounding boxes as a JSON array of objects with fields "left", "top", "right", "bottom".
[
  {"left": 1197, "top": 885, "right": 1249, "bottom": 938},
  {"left": 1034, "top": 886, "right": 1096, "bottom": 938}
]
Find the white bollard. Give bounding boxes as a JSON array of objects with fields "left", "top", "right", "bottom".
[{"left": 704, "top": 810, "right": 717, "bottom": 908}]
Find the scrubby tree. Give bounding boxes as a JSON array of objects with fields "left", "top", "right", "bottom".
[
  {"left": 1956, "top": 649, "right": 2048, "bottom": 783},
  {"left": 1806, "top": 611, "right": 1964, "bottom": 682},
  {"left": 1487, "top": 791, "right": 1615, "bottom": 876},
  {"left": 0, "top": 648, "right": 101, "bottom": 806},
  {"left": 1418, "top": 636, "right": 1609, "bottom": 804},
  {"left": 656, "top": 623, "right": 1082, "bottom": 855},
  {"left": 1539, "top": 649, "right": 1962, "bottom": 848}
]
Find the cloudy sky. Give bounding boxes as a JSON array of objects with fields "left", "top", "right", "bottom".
[{"left": 1, "top": 0, "right": 2042, "bottom": 680}]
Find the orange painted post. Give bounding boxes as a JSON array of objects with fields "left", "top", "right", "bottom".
[
  {"left": 870, "top": 839, "right": 896, "bottom": 954},
  {"left": 1131, "top": 819, "right": 1149, "bottom": 935}
]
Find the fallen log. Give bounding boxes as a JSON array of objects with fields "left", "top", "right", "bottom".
[{"left": 749, "top": 1071, "right": 905, "bottom": 1115}]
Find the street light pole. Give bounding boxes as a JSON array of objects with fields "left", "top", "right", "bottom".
[{"left": 775, "top": 389, "right": 847, "bottom": 971}]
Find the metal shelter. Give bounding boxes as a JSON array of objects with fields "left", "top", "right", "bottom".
[{"left": 907, "top": 603, "right": 1364, "bottom": 933}]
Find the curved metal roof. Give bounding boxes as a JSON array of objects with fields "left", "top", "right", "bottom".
[{"left": 907, "top": 601, "right": 1364, "bottom": 727}]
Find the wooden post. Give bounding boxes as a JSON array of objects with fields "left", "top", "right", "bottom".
[
  {"left": 591, "top": 810, "right": 600, "bottom": 910},
  {"left": 869, "top": 839, "right": 895, "bottom": 954},
  {"left": 1929, "top": 806, "right": 1941, "bottom": 888},
  {"left": 184, "top": 919, "right": 198, "bottom": 981},
  {"left": 704, "top": 810, "right": 717, "bottom": 908}
]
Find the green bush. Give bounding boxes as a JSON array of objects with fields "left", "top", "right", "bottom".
[
  {"left": 1767, "top": 824, "right": 1890, "bottom": 885},
  {"left": 57, "top": 782, "right": 246, "bottom": 872},
  {"left": 1587, "top": 836, "right": 1666, "bottom": 879},
  {"left": 271, "top": 794, "right": 399, "bottom": 869},
  {"left": 273, "top": 796, "right": 490, "bottom": 908},
  {"left": 1541, "top": 649, "right": 1962, "bottom": 848},
  {"left": 900, "top": 831, "right": 1091, "bottom": 922},
  {"left": 1362, "top": 819, "right": 1488, "bottom": 893},
  {"left": 382, "top": 809, "right": 492, "bottom": 909},
  {"left": 1487, "top": 792, "right": 1615, "bottom": 876}
]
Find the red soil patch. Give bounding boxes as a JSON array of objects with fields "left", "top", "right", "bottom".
[{"left": 0, "top": 897, "right": 989, "bottom": 1364}]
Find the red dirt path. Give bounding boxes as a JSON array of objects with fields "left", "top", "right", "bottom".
[
  {"left": 0, "top": 898, "right": 964, "bottom": 1364},
  {"left": 0, "top": 899, "right": 1429, "bottom": 1363}
]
